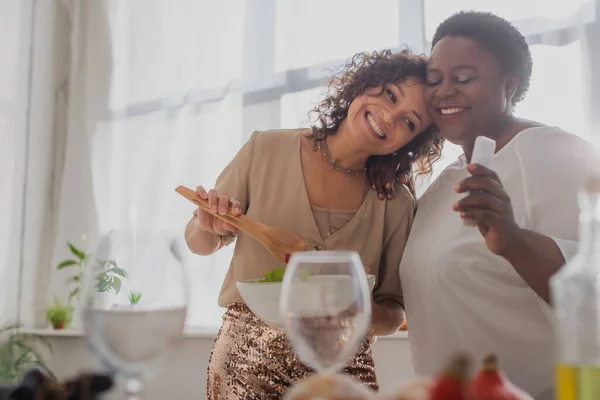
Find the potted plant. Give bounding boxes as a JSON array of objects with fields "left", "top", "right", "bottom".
[
  {"left": 0, "top": 323, "right": 53, "bottom": 383},
  {"left": 58, "top": 239, "right": 128, "bottom": 315},
  {"left": 111, "top": 291, "right": 144, "bottom": 311},
  {"left": 94, "top": 259, "right": 128, "bottom": 294},
  {"left": 44, "top": 298, "right": 74, "bottom": 330},
  {"left": 58, "top": 238, "right": 129, "bottom": 300},
  {"left": 128, "top": 291, "right": 142, "bottom": 306},
  {"left": 56, "top": 239, "right": 88, "bottom": 304}
]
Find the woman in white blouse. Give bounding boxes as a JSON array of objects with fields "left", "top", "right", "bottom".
[{"left": 372, "top": 11, "right": 598, "bottom": 400}]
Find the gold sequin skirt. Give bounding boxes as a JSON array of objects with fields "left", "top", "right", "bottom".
[{"left": 207, "top": 303, "right": 378, "bottom": 399}]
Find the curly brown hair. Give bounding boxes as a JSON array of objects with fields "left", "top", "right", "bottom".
[{"left": 308, "top": 49, "right": 444, "bottom": 178}]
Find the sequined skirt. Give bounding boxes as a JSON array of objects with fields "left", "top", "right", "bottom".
[{"left": 207, "top": 303, "right": 378, "bottom": 399}]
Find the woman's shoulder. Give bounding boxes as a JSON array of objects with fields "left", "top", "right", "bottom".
[
  {"left": 383, "top": 184, "right": 415, "bottom": 226},
  {"left": 514, "top": 124, "right": 590, "bottom": 148},
  {"left": 245, "top": 128, "right": 310, "bottom": 180},
  {"left": 512, "top": 125, "right": 600, "bottom": 180},
  {"left": 251, "top": 127, "right": 311, "bottom": 148},
  {"left": 390, "top": 184, "right": 416, "bottom": 206},
  {"left": 513, "top": 125, "right": 596, "bottom": 160}
]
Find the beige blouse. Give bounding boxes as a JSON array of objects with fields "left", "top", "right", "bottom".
[
  {"left": 214, "top": 128, "right": 414, "bottom": 307},
  {"left": 311, "top": 206, "right": 357, "bottom": 239}
]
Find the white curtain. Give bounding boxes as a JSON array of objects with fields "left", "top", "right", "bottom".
[
  {"left": 0, "top": 1, "right": 33, "bottom": 325},
  {"left": 3, "top": 0, "right": 598, "bottom": 328}
]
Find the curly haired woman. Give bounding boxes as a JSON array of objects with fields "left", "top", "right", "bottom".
[{"left": 184, "top": 49, "right": 443, "bottom": 399}]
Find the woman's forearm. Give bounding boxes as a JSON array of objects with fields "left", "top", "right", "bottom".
[
  {"left": 371, "top": 299, "right": 405, "bottom": 336},
  {"left": 185, "top": 218, "right": 223, "bottom": 255},
  {"left": 501, "top": 228, "right": 565, "bottom": 304}
]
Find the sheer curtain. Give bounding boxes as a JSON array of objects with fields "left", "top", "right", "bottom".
[
  {"left": 0, "top": 1, "right": 33, "bottom": 325},
  {"left": 17, "top": 0, "right": 598, "bottom": 328}
]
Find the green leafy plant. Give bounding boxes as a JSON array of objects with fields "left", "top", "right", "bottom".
[
  {"left": 57, "top": 237, "right": 129, "bottom": 301},
  {"left": 44, "top": 298, "right": 74, "bottom": 330},
  {"left": 0, "top": 323, "right": 53, "bottom": 383},
  {"left": 128, "top": 291, "right": 142, "bottom": 305},
  {"left": 94, "top": 259, "right": 128, "bottom": 294},
  {"left": 56, "top": 241, "right": 87, "bottom": 303}
]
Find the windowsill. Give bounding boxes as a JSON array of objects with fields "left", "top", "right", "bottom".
[
  {"left": 21, "top": 327, "right": 221, "bottom": 339},
  {"left": 21, "top": 327, "right": 409, "bottom": 340}
]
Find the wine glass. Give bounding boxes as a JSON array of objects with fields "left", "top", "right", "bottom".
[
  {"left": 279, "top": 251, "right": 372, "bottom": 375},
  {"left": 80, "top": 229, "right": 189, "bottom": 399}
]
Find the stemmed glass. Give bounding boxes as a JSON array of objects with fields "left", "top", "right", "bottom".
[
  {"left": 279, "top": 251, "right": 372, "bottom": 374},
  {"left": 79, "top": 229, "right": 189, "bottom": 399}
]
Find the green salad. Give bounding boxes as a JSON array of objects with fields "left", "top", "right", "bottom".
[
  {"left": 256, "top": 267, "right": 310, "bottom": 283},
  {"left": 258, "top": 268, "right": 286, "bottom": 283}
]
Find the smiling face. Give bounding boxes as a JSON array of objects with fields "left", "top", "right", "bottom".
[
  {"left": 343, "top": 79, "right": 433, "bottom": 156},
  {"left": 425, "top": 36, "right": 518, "bottom": 145}
]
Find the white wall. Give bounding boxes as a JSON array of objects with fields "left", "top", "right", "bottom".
[{"left": 31, "top": 331, "right": 415, "bottom": 399}]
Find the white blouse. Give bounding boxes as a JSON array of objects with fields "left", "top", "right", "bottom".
[{"left": 400, "top": 126, "right": 599, "bottom": 398}]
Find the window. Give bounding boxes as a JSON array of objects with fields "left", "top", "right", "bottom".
[
  {"left": 516, "top": 42, "right": 585, "bottom": 139},
  {"left": 108, "top": 0, "right": 245, "bottom": 110},
  {"left": 424, "top": 0, "right": 593, "bottom": 40},
  {"left": 275, "top": 0, "right": 399, "bottom": 73},
  {"left": 93, "top": 95, "right": 244, "bottom": 328},
  {"left": 280, "top": 87, "right": 325, "bottom": 128},
  {"left": 43, "top": 0, "right": 598, "bottom": 329}
]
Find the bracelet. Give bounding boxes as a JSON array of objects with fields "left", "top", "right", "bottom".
[{"left": 367, "top": 327, "right": 377, "bottom": 344}]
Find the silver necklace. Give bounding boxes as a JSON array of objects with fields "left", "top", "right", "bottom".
[
  {"left": 316, "top": 139, "right": 366, "bottom": 181},
  {"left": 319, "top": 150, "right": 339, "bottom": 238},
  {"left": 316, "top": 138, "right": 367, "bottom": 237}
]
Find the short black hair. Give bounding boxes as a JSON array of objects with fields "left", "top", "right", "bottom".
[{"left": 431, "top": 11, "right": 533, "bottom": 104}]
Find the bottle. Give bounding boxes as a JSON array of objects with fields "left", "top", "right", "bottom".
[
  {"left": 463, "top": 135, "right": 496, "bottom": 227},
  {"left": 551, "top": 177, "right": 600, "bottom": 400}
]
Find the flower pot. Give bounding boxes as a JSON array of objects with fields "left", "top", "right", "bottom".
[{"left": 52, "top": 321, "right": 66, "bottom": 330}]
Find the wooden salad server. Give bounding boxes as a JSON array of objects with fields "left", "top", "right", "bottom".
[{"left": 175, "top": 185, "right": 320, "bottom": 262}]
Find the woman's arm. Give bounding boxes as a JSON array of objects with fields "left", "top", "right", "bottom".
[
  {"left": 454, "top": 129, "right": 600, "bottom": 303},
  {"left": 453, "top": 163, "right": 577, "bottom": 304},
  {"left": 370, "top": 186, "right": 414, "bottom": 335},
  {"left": 185, "top": 209, "right": 225, "bottom": 256},
  {"left": 371, "top": 299, "right": 405, "bottom": 336},
  {"left": 500, "top": 229, "right": 565, "bottom": 303},
  {"left": 185, "top": 218, "right": 221, "bottom": 255},
  {"left": 366, "top": 154, "right": 414, "bottom": 200},
  {"left": 184, "top": 132, "right": 257, "bottom": 256}
]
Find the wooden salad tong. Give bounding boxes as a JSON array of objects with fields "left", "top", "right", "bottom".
[{"left": 175, "top": 185, "right": 319, "bottom": 262}]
